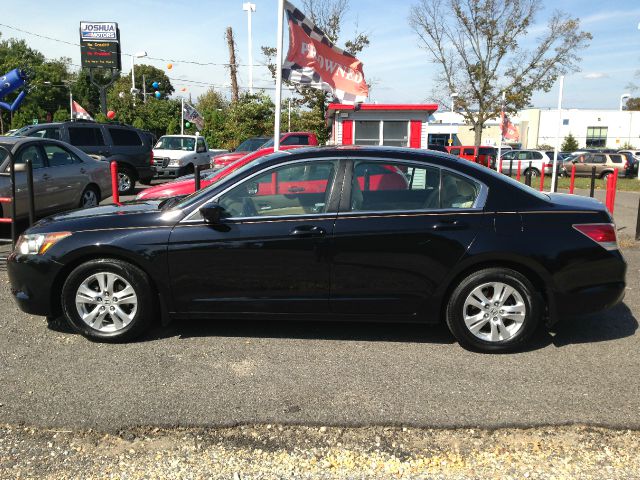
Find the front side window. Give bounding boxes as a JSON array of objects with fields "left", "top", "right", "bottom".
[
  {"left": 196, "top": 138, "right": 206, "bottom": 152},
  {"left": 502, "top": 151, "right": 515, "bottom": 160},
  {"left": 530, "top": 151, "right": 543, "bottom": 160},
  {"left": 218, "top": 161, "right": 337, "bottom": 218},
  {"left": 382, "top": 121, "right": 408, "bottom": 147},
  {"left": 609, "top": 154, "right": 623, "bottom": 164},
  {"left": 44, "top": 144, "right": 77, "bottom": 166},
  {"left": 354, "top": 121, "right": 380, "bottom": 146},
  {"left": 590, "top": 154, "right": 606, "bottom": 164},
  {"left": 13, "top": 145, "right": 46, "bottom": 170},
  {"left": 586, "top": 127, "right": 608, "bottom": 148},
  {"left": 68, "top": 127, "right": 105, "bottom": 147},
  {"left": 463, "top": 148, "right": 475, "bottom": 156},
  {"left": 449, "top": 148, "right": 461, "bottom": 156},
  {"left": 29, "top": 128, "right": 61, "bottom": 140},
  {"left": 350, "top": 161, "right": 439, "bottom": 212}
]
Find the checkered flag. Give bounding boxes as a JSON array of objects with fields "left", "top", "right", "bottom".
[
  {"left": 183, "top": 102, "right": 205, "bottom": 130},
  {"left": 283, "top": 1, "right": 368, "bottom": 104},
  {"left": 71, "top": 101, "right": 94, "bottom": 121}
]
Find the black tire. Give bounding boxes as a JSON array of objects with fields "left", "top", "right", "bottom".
[
  {"left": 61, "top": 258, "right": 154, "bottom": 342},
  {"left": 79, "top": 185, "right": 100, "bottom": 208},
  {"left": 523, "top": 168, "right": 540, "bottom": 178},
  {"left": 601, "top": 171, "right": 613, "bottom": 180},
  {"left": 139, "top": 178, "right": 153, "bottom": 186},
  {"left": 117, "top": 166, "right": 137, "bottom": 195},
  {"left": 184, "top": 164, "right": 195, "bottom": 175},
  {"left": 445, "top": 268, "right": 542, "bottom": 353}
]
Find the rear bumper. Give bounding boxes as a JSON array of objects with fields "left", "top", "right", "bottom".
[
  {"left": 554, "top": 282, "right": 626, "bottom": 318},
  {"left": 7, "top": 253, "right": 63, "bottom": 317}
]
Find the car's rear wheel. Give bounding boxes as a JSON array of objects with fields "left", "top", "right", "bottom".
[
  {"left": 61, "top": 259, "right": 154, "bottom": 342},
  {"left": 117, "top": 166, "right": 136, "bottom": 195},
  {"left": 79, "top": 185, "right": 100, "bottom": 208},
  {"left": 445, "top": 268, "right": 541, "bottom": 352},
  {"left": 523, "top": 168, "right": 540, "bottom": 178},
  {"left": 601, "top": 171, "right": 613, "bottom": 181}
]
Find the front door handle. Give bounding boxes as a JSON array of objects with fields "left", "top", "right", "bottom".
[
  {"left": 432, "top": 220, "right": 467, "bottom": 231},
  {"left": 289, "top": 225, "right": 326, "bottom": 237}
]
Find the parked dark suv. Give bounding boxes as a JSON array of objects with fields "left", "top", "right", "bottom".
[{"left": 13, "top": 121, "right": 154, "bottom": 195}]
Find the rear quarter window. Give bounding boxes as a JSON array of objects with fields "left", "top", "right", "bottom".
[
  {"left": 108, "top": 128, "right": 142, "bottom": 146},
  {"left": 608, "top": 154, "right": 623, "bottom": 164}
]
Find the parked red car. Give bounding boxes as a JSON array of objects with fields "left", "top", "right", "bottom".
[
  {"left": 446, "top": 146, "right": 496, "bottom": 168},
  {"left": 137, "top": 146, "right": 408, "bottom": 201},
  {"left": 137, "top": 146, "right": 302, "bottom": 200},
  {"left": 211, "top": 132, "right": 319, "bottom": 170}
]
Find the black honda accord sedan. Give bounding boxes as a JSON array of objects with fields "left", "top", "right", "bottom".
[{"left": 7, "top": 146, "right": 626, "bottom": 352}]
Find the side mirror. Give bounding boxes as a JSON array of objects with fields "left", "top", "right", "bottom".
[
  {"left": 200, "top": 204, "right": 227, "bottom": 224},
  {"left": 246, "top": 182, "right": 259, "bottom": 196}
]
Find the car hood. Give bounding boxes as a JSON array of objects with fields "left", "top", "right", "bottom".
[
  {"left": 152, "top": 149, "right": 194, "bottom": 159},
  {"left": 213, "top": 152, "right": 246, "bottom": 163},
  {"left": 137, "top": 178, "right": 196, "bottom": 200},
  {"left": 26, "top": 201, "right": 178, "bottom": 234}
]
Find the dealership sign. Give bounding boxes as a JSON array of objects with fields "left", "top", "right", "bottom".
[{"left": 79, "top": 21, "right": 121, "bottom": 70}]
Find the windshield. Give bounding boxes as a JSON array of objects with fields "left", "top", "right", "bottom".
[
  {"left": 235, "top": 137, "right": 268, "bottom": 152},
  {"left": 154, "top": 136, "right": 195, "bottom": 151},
  {"left": 8, "top": 126, "right": 31, "bottom": 137},
  {"left": 0, "top": 143, "right": 9, "bottom": 162}
]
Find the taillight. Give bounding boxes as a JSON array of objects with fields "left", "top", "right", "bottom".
[
  {"left": 573, "top": 223, "right": 617, "bottom": 250},
  {"left": 150, "top": 150, "right": 154, "bottom": 165}
]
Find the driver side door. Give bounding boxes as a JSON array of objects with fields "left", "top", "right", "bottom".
[{"left": 167, "top": 159, "right": 344, "bottom": 315}]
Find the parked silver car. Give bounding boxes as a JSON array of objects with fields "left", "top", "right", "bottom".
[{"left": 0, "top": 137, "right": 112, "bottom": 219}]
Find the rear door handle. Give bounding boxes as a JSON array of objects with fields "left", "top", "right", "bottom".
[
  {"left": 432, "top": 220, "right": 467, "bottom": 231},
  {"left": 289, "top": 225, "right": 326, "bottom": 237}
]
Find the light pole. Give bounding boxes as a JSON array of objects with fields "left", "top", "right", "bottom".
[
  {"left": 620, "top": 93, "right": 631, "bottom": 111},
  {"left": 44, "top": 81, "right": 73, "bottom": 120},
  {"left": 448, "top": 93, "right": 458, "bottom": 146},
  {"left": 243, "top": 2, "right": 256, "bottom": 94},
  {"left": 130, "top": 51, "right": 148, "bottom": 97}
]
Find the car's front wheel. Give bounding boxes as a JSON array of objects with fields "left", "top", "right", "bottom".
[
  {"left": 61, "top": 259, "right": 154, "bottom": 342},
  {"left": 445, "top": 268, "right": 541, "bottom": 352}
]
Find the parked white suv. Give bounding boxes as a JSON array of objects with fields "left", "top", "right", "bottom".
[
  {"left": 499, "top": 150, "right": 563, "bottom": 177},
  {"left": 152, "top": 135, "right": 225, "bottom": 179}
]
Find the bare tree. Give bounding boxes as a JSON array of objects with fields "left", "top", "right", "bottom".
[{"left": 409, "top": 0, "right": 592, "bottom": 146}]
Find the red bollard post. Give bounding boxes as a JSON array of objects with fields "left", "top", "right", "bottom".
[
  {"left": 610, "top": 169, "right": 619, "bottom": 215},
  {"left": 605, "top": 174, "right": 612, "bottom": 212},
  {"left": 539, "top": 164, "right": 545, "bottom": 191},
  {"left": 516, "top": 161, "right": 521, "bottom": 181},
  {"left": 110, "top": 161, "right": 120, "bottom": 205},
  {"left": 569, "top": 164, "right": 576, "bottom": 194}
]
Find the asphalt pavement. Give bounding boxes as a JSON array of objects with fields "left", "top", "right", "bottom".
[{"left": 0, "top": 243, "right": 638, "bottom": 431}]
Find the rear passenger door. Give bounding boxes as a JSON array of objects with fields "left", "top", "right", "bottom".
[
  {"left": 330, "top": 158, "right": 489, "bottom": 318},
  {"left": 41, "top": 143, "right": 86, "bottom": 209}
]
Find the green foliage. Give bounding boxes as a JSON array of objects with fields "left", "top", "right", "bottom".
[
  {"left": 409, "top": 0, "right": 592, "bottom": 146},
  {"left": 620, "top": 142, "right": 636, "bottom": 150},
  {"left": 52, "top": 108, "right": 69, "bottom": 122},
  {"left": 562, "top": 133, "right": 579, "bottom": 151},
  {"left": 536, "top": 144, "right": 554, "bottom": 150},
  {"left": 626, "top": 98, "right": 640, "bottom": 111}
]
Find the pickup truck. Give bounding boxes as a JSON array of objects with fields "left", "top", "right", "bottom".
[
  {"left": 211, "top": 131, "right": 319, "bottom": 170},
  {"left": 152, "top": 135, "right": 226, "bottom": 179}
]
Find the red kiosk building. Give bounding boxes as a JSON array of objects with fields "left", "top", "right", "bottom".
[{"left": 327, "top": 103, "right": 439, "bottom": 148}]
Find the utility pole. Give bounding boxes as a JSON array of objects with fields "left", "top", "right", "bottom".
[
  {"left": 142, "top": 74, "right": 147, "bottom": 103},
  {"left": 243, "top": 2, "right": 256, "bottom": 94},
  {"left": 226, "top": 26, "right": 240, "bottom": 102}
]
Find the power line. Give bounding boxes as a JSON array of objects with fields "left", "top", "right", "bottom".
[{"left": 0, "top": 21, "right": 268, "bottom": 68}]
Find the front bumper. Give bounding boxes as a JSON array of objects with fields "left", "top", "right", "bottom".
[
  {"left": 7, "top": 253, "right": 64, "bottom": 317},
  {"left": 154, "top": 166, "right": 185, "bottom": 179}
]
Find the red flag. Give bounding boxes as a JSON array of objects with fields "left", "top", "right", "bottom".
[
  {"left": 501, "top": 111, "right": 519, "bottom": 141},
  {"left": 283, "top": 1, "right": 368, "bottom": 104},
  {"left": 72, "top": 101, "right": 94, "bottom": 121}
]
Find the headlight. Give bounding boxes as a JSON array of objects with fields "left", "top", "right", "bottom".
[
  {"left": 168, "top": 158, "right": 181, "bottom": 167},
  {"left": 15, "top": 232, "right": 72, "bottom": 255}
]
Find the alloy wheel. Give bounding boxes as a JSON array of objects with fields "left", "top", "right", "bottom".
[
  {"left": 462, "top": 281, "right": 526, "bottom": 342},
  {"left": 82, "top": 189, "right": 98, "bottom": 207},
  {"left": 75, "top": 272, "right": 138, "bottom": 332},
  {"left": 118, "top": 172, "right": 132, "bottom": 193}
]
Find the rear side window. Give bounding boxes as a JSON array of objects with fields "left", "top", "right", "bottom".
[
  {"left": 478, "top": 148, "right": 495, "bottom": 155},
  {"left": 350, "top": 161, "right": 439, "bottom": 212},
  {"left": 609, "top": 154, "right": 622, "bottom": 164},
  {"left": 282, "top": 135, "right": 309, "bottom": 146},
  {"left": 530, "top": 151, "right": 543, "bottom": 160},
  {"left": 43, "top": 144, "right": 78, "bottom": 166},
  {"left": 441, "top": 171, "right": 479, "bottom": 209},
  {"left": 463, "top": 148, "right": 475, "bottom": 156},
  {"left": 68, "top": 127, "right": 105, "bottom": 146},
  {"left": 449, "top": 148, "right": 460, "bottom": 155},
  {"left": 108, "top": 128, "right": 142, "bottom": 146}
]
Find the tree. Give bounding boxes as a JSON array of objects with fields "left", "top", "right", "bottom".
[
  {"left": 562, "top": 133, "right": 579, "bottom": 151},
  {"left": 261, "top": 0, "right": 370, "bottom": 143},
  {"left": 626, "top": 98, "right": 640, "bottom": 111},
  {"left": 409, "top": 0, "right": 592, "bottom": 146}
]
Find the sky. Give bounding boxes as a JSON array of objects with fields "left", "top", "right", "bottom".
[{"left": 1, "top": 0, "right": 640, "bottom": 110}]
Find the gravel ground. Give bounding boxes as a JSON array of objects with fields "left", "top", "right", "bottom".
[{"left": 2, "top": 424, "right": 639, "bottom": 479}]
